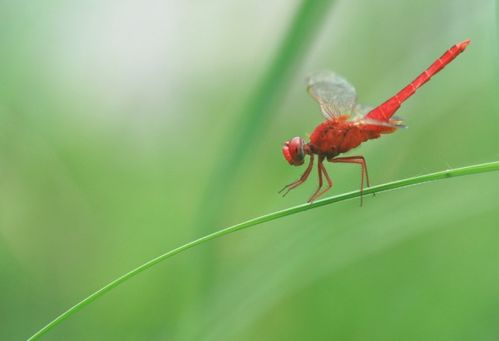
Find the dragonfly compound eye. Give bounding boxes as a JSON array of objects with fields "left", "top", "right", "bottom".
[{"left": 282, "top": 137, "right": 305, "bottom": 166}]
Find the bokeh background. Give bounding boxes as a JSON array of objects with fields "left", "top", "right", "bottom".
[{"left": 1, "top": 0, "right": 498, "bottom": 339}]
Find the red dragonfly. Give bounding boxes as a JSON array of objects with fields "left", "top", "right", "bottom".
[{"left": 280, "top": 39, "right": 470, "bottom": 204}]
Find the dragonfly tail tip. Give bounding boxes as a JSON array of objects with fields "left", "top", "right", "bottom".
[{"left": 458, "top": 39, "right": 471, "bottom": 51}]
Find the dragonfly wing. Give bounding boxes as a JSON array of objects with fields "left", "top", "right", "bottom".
[
  {"left": 352, "top": 104, "right": 374, "bottom": 117},
  {"left": 307, "top": 71, "right": 357, "bottom": 120},
  {"left": 353, "top": 116, "right": 407, "bottom": 129}
]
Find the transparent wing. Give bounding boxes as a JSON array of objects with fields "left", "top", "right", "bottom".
[
  {"left": 352, "top": 115, "right": 407, "bottom": 129},
  {"left": 352, "top": 103, "right": 406, "bottom": 128},
  {"left": 306, "top": 71, "right": 357, "bottom": 119},
  {"left": 352, "top": 104, "right": 374, "bottom": 117}
]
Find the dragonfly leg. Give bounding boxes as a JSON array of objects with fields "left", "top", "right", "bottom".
[
  {"left": 333, "top": 156, "right": 371, "bottom": 187},
  {"left": 279, "top": 154, "right": 314, "bottom": 197},
  {"left": 307, "top": 156, "right": 328, "bottom": 203},
  {"left": 316, "top": 161, "right": 333, "bottom": 199},
  {"left": 331, "top": 156, "right": 371, "bottom": 206}
]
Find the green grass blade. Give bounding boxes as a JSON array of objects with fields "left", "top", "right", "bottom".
[{"left": 27, "top": 160, "right": 499, "bottom": 340}]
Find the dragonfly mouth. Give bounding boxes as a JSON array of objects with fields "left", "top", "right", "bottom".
[{"left": 282, "top": 142, "right": 293, "bottom": 164}]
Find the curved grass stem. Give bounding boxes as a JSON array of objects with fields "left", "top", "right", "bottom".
[{"left": 27, "top": 161, "right": 499, "bottom": 340}]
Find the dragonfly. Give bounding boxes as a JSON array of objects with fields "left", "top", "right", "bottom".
[{"left": 280, "top": 39, "right": 470, "bottom": 204}]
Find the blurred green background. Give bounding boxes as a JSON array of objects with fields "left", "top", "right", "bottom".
[{"left": 1, "top": 0, "right": 498, "bottom": 340}]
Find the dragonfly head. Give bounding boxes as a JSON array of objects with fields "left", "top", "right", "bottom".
[{"left": 282, "top": 137, "right": 306, "bottom": 166}]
